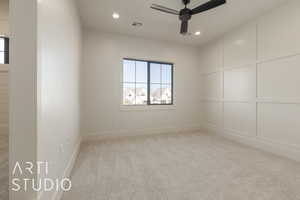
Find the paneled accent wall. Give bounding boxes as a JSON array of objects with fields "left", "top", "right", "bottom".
[
  {"left": 200, "top": 0, "right": 300, "bottom": 161},
  {"left": 0, "top": 66, "right": 8, "bottom": 136}
]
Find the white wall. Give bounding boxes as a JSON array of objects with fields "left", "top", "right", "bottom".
[
  {"left": 37, "top": 0, "right": 82, "bottom": 199},
  {"left": 10, "top": 0, "right": 38, "bottom": 199},
  {"left": 200, "top": 0, "right": 300, "bottom": 162},
  {"left": 82, "top": 30, "right": 202, "bottom": 139}
]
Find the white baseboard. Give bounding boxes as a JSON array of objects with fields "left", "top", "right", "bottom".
[
  {"left": 201, "top": 122, "right": 300, "bottom": 163},
  {"left": 38, "top": 138, "right": 81, "bottom": 200},
  {"left": 83, "top": 125, "right": 202, "bottom": 143},
  {"left": 37, "top": 137, "right": 82, "bottom": 200},
  {"left": 52, "top": 137, "right": 81, "bottom": 200}
]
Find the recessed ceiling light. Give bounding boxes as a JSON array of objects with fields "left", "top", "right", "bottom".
[
  {"left": 195, "top": 31, "right": 201, "bottom": 36},
  {"left": 112, "top": 13, "right": 120, "bottom": 19}
]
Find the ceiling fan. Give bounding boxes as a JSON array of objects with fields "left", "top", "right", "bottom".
[{"left": 150, "top": 0, "right": 226, "bottom": 35}]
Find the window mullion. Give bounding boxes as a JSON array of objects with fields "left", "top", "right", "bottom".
[
  {"left": 172, "top": 65, "right": 174, "bottom": 105},
  {"left": 5, "top": 38, "right": 9, "bottom": 64},
  {"left": 134, "top": 61, "right": 137, "bottom": 105},
  {"left": 147, "top": 62, "right": 151, "bottom": 105},
  {"left": 160, "top": 64, "right": 162, "bottom": 105},
  {"left": 0, "top": 37, "right": 9, "bottom": 64}
]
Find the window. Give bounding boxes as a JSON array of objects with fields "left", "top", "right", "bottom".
[
  {"left": 0, "top": 37, "right": 9, "bottom": 64},
  {"left": 123, "top": 59, "right": 173, "bottom": 106}
]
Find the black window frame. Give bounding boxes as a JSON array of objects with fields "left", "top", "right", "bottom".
[
  {"left": 0, "top": 37, "right": 9, "bottom": 64},
  {"left": 123, "top": 58, "right": 174, "bottom": 106}
]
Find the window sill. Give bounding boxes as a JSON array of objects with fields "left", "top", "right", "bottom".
[{"left": 120, "top": 105, "right": 176, "bottom": 112}]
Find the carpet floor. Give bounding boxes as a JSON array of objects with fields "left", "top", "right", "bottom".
[{"left": 62, "top": 132, "right": 300, "bottom": 200}]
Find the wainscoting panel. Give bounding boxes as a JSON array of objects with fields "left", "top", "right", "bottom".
[
  {"left": 224, "top": 102, "right": 256, "bottom": 137},
  {"left": 258, "top": 103, "right": 300, "bottom": 148},
  {"left": 224, "top": 65, "right": 256, "bottom": 100},
  {"left": 199, "top": 0, "right": 300, "bottom": 162},
  {"left": 223, "top": 23, "right": 257, "bottom": 68},
  {"left": 258, "top": 1, "right": 300, "bottom": 60},
  {"left": 258, "top": 54, "right": 300, "bottom": 99}
]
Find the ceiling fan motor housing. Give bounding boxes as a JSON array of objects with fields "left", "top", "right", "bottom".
[
  {"left": 179, "top": 8, "right": 192, "bottom": 34},
  {"left": 182, "top": 0, "right": 191, "bottom": 5},
  {"left": 179, "top": 8, "right": 192, "bottom": 21},
  {"left": 150, "top": 0, "right": 227, "bottom": 35}
]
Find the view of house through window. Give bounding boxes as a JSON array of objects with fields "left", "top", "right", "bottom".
[
  {"left": 123, "top": 59, "right": 173, "bottom": 105},
  {"left": 0, "top": 37, "right": 9, "bottom": 64}
]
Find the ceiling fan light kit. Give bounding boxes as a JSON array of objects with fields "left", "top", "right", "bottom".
[{"left": 151, "top": 0, "right": 226, "bottom": 35}]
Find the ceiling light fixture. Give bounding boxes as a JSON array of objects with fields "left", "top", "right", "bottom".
[
  {"left": 150, "top": 0, "right": 226, "bottom": 35},
  {"left": 112, "top": 13, "right": 120, "bottom": 19},
  {"left": 181, "top": 32, "right": 192, "bottom": 37},
  {"left": 195, "top": 31, "right": 201, "bottom": 36}
]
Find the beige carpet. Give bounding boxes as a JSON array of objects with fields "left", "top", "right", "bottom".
[
  {"left": 0, "top": 130, "right": 9, "bottom": 200},
  {"left": 62, "top": 132, "right": 300, "bottom": 200}
]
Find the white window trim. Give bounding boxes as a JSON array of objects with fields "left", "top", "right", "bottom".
[
  {"left": 120, "top": 104, "right": 176, "bottom": 112},
  {"left": 119, "top": 57, "right": 176, "bottom": 111}
]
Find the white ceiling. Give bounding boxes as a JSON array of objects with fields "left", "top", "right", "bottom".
[{"left": 76, "top": 0, "right": 288, "bottom": 46}]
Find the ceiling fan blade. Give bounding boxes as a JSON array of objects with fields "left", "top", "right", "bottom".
[
  {"left": 150, "top": 4, "right": 180, "bottom": 15},
  {"left": 191, "top": 0, "right": 226, "bottom": 15},
  {"left": 180, "top": 21, "right": 188, "bottom": 35}
]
